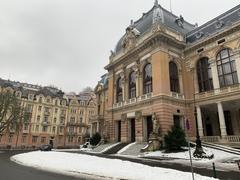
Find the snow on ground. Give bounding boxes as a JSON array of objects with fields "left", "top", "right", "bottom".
[
  {"left": 143, "top": 146, "right": 240, "bottom": 163},
  {"left": 117, "top": 142, "right": 136, "bottom": 154},
  {"left": 142, "top": 146, "right": 240, "bottom": 172},
  {"left": 11, "top": 151, "right": 216, "bottom": 180}
]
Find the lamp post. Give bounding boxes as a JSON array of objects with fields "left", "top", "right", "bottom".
[{"left": 192, "top": 68, "right": 205, "bottom": 158}]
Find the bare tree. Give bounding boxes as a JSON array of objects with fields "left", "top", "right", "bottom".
[{"left": 0, "top": 91, "right": 30, "bottom": 144}]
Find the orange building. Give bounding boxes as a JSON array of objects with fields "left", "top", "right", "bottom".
[{"left": 91, "top": 1, "right": 240, "bottom": 148}]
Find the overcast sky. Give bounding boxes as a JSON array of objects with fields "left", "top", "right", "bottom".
[{"left": 0, "top": 0, "right": 239, "bottom": 93}]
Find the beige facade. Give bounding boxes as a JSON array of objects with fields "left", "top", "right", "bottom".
[
  {"left": 92, "top": 2, "right": 240, "bottom": 147},
  {"left": 0, "top": 82, "right": 96, "bottom": 149}
]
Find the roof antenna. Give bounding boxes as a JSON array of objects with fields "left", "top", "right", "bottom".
[{"left": 170, "top": 0, "right": 172, "bottom": 13}]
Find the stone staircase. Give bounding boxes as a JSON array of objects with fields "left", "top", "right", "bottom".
[
  {"left": 91, "top": 143, "right": 117, "bottom": 153},
  {"left": 118, "top": 142, "right": 148, "bottom": 156},
  {"left": 202, "top": 142, "right": 240, "bottom": 156},
  {"left": 103, "top": 143, "right": 129, "bottom": 155}
]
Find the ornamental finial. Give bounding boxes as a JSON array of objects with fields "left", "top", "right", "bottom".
[{"left": 154, "top": 0, "right": 159, "bottom": 6}]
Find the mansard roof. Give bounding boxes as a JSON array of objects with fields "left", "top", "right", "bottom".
[
  {"left": 114, "top": 1, "right": 195, "bottom": 53},
  {"left": 186, "top": 4, "right": 240, "bottom": 44}
]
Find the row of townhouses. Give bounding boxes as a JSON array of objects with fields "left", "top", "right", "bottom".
[
  {"left": 0, "top": 78, "right": 96, "bottom": 149},
  {"left": 91, "top": 1, "right": 240, "bottom": 148}
]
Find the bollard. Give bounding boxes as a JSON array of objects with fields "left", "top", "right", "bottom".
[{"left": 212, "top": 162, "right": 217, "bottom": 178}]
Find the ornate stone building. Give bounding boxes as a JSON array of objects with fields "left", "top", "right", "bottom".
[
  {"left": 0, "top": 78, "right": 96, "bottom": 149},
  {"left": 92, "top": 1, "right": 240, "bottom": 147}
]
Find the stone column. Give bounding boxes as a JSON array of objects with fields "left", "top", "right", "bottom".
[
  {"left": 120, "top": 71, "right": 125, "bottom": 102},
  {"left": 196, "top": 105, "right": 204, "bottom": 137},
  {"left": 210, "top": 59, "right": 220, "bottom": 90},
  {"left": 217, "top": 102, "right": 227, "bottom": 136},
  {"left": 90, "top": 124, "right": 93, "bottom": 137},
  {"left": 97, "top": 121, "right": 99, "bottom": 132}
]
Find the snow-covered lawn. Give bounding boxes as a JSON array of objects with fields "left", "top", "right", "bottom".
[
  {"left": 143, "top": 146, "right": 239, "bottom": 162},
  {"left": 143, "top": 147, "right": 240, "bottom": 171},
  {"left": 11, "top": 151, "right": 216, "bottom": 180}
]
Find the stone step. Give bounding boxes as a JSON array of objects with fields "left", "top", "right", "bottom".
[
  {"left": 92, "top": 143, "right": 116, "bottom": 153},
  {"left": 102, "top": 143, "right": 129, "bottom": 155},
  {"left": 202, "top": 142, "right": 240, "bottom": 156},
  {"left": 118, "top": 142, "right": 148, "bottom": 156}
]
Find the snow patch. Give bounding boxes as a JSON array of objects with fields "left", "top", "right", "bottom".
[
  {"left": 11, "top": 151, "right": 216, "bottom": 180},
  {"left": 100, "top": 142, "right": 120, "bottom": 153}
]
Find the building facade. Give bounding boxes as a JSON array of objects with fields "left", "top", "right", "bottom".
[
  {"left": 0, "top": 79, "right": 96, "bottom": 149},
  {"left": 92, "top": 1, "right": 240, "bottom": 147}
]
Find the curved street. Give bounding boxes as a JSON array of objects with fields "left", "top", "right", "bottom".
[{"left": 0, "top": 151, "right": 96, "bottom": 180}]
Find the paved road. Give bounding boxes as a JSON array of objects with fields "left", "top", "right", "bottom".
[{"left": 0, "top": 151, "right": 96, "bottom": 180}]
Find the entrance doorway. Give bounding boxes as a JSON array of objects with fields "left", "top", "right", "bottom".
[
  {"left": 224, "top": 111, "right": 234, "bottom": 135},
  {"left": 146, "top": 116, "right": 153, "bottom": 140},
  {"left": 130, "top": 119, "right": 136, "bottom": 142},
  {"left": 117, "top": 121, "right": 121, "bottom": 142}
]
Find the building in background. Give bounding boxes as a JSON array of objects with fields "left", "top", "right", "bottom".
[
  {"left": 0, "top": 78, "right": 96, "bottom": 149},
  {"left": 96, "top": 1, "right": 240, "bottom": 147}
]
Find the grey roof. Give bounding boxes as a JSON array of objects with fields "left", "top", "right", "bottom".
[
  {"left": 0, "top": 78, "right": 64, "bottom": 99},
  {"left": 99, "top": 73, "right": 108, "bottom": 89},
  {"left": 114, "top": 2, "right": 195, "bottom": 53},
  {"left": 186, "top": 4, "right": 240, "bottom": 44}
]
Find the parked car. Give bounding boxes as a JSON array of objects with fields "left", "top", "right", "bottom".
[
  {"left": 39, "top": 144, "right": 52, "bottom": 151},
  {"left": 80, "top": 141, "right": 90, "bottom": 149}
]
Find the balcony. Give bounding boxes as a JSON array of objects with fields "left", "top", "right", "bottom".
[
  {"left": 170, "top": 92, "right": 184, "bottom": 99},
  {"left": 195, "top": 84, "right": 240, "bottom": 100},
  {"left": 113, "top": 93, "right": 152, "bottom": 109},
  {"left": 44, "top": 111, "right": 51, "bottom": 116},
  {"left": 41, "top": 121, "right": 50, "bottom": 126},
  {"left": 67, "top": 132, "right": 77, "bottom": 136},
  {"left": 59, "top": 122, "right": 65, "bottom": 126},
  {"left": 67, "top": 122, "right": 87, "bottom": 127}
]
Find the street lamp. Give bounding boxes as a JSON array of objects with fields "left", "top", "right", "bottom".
[{"left": 192, "top": 68, "right": 205, "bottom": 158}]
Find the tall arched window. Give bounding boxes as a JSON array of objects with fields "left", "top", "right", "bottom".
[
  {"left": 217, "top": 48, "right": 238, "bottom": 87},
  {"left": 116, "top": 77, "right": 122, "bottom": 102},
  {"left": 197, "top": 57, "right": 213, "bottom": 92},
  {"left": 143, "top": 63, "right": 152, "bottom": 94},
  {"left": 129, "top": 71, "right": 136, "bottom": 99},
  {"left": 169, "top": 62, "right": 180, "bottom": 93}
]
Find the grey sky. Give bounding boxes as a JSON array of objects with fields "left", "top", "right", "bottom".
[{"left": 0, "top": 0, "right": 239, "bottom": 93}]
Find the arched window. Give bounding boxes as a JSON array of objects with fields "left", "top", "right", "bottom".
[
  {"left": 116, "top": 77, "right": 122, "bottom": 102},
  {"left": 217, "top": 48, "right": 238, "bottom": 87},
  {"left": 197, "top": 57, "right": 213, "bottom": 92},
  {"left": 143, "top": 63, "right": 152, "bottom": 94},
  {"left": 129, "top": 71, "right": 136, "bottom": 99},
  {"left": 169, "top": 62, "right": 180, "bottom": 93}
]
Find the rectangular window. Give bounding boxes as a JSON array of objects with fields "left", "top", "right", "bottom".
[
  {"left": 42, "top": 126, "right": 48, "bottom": 132},
  {"left": 52, "top": 127, "right": 56, "bottom": 133},
  {"left": 8, "top": 135, "right": 13, "bottom": 143},
  {"left": 60, "top": 127, "right": 64, "bottom": 133},
  {"left": 69, "top": 127, "right": 74, "bottom": 133},
  {"left": 22, "top": 136, "right": 27, "bottom": 143},
  {"left": 41, "top": 137, "right": 46, "bottom": 143},
  {"left": 32, "top": 136, "right": 38, "bottom": 143},
  {"left": 35, "top": 125, "right": 39, "bottom": 132},
  {"left": 55, "top": 108, "right": 58, "bottom": 113},
  {"left": 37, "top": 115, "right": 41, "bottom": 122},
  {"left": 38, "top": 106, "right": 42, "bottom": 111}
]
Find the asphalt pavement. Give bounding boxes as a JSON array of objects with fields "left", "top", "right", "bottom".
[{"left": 0, "top": 151, "right": 96, "bottom": 180}]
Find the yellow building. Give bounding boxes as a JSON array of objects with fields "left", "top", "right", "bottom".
[
  {"left": 0, "top": 79, "right": 96, "bottom": 149},
  {"left": 92, "top": 1, "right": 240, "bottom": 148}
]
